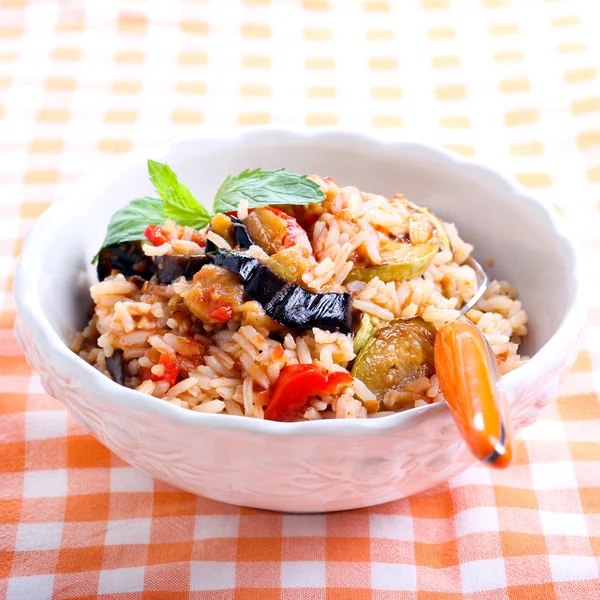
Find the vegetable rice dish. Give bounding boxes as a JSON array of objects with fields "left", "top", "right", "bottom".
[{"left": 72, "top": 162, "right": 528, "bottom": 421}]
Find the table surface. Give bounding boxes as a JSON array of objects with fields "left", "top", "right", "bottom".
[{"left": 1, "top": 0, "right": 600, "bottom": 598}]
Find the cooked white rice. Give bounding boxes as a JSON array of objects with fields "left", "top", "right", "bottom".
[{"left": 74, "top": 176, "right": 528, "bottom": 419}]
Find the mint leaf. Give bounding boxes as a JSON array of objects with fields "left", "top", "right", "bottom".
[
  {"left": 93, "top": 165, "right": 326, "bottom": 264},
  {"left": 148, "top": 159, "right": 211, "bottom": 229},
  {"left": 212, "top": 168, "right": 325, "bottom": 214},
  {"left": 92, "top": 196, "right": 166, "bottom": 263}
]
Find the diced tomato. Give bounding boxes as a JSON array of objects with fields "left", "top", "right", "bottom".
[
  {"left": 208, "top": 305, "right": 234, "bottom": 322},
  {"left": 151, "top": 353, "right": 180, "bottom": 387},
  {"left": 191, "top": 230, "right": 206, "bottom": 247},
  {"left": 264, "top": 364, "right": 353, "bottom": 422},
  {"left": 144, "top": 225, "right": 169, "bottom": 246}
]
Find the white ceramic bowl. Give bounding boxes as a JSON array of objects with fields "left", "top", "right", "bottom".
[{"left": 15, "top": 130, "right": 586, "bottom": 512}]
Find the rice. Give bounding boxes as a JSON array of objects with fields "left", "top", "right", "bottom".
[
  {"left": 237, "top": 198, "right": 249, "bottom": 221},
  {"left": 142, "top": 242, "right": 172, "bottom": 256},
  {"left": 193, "top": 400, "right": 226, "bottom": 413},
  {"left": 74, "top": 175, "right": 529, "bottom": 420},
  {"left": 171, "top": 239, "right": 204, "bottom": 255},
  {"left": 167, "top": 377, "right": 198, "bottom": 397},
  {"left": 353, "top": 378, "right": 377, "bottom": 402},
  {"left": 206, "top": 231, "right": 231, "bottom": 250}
]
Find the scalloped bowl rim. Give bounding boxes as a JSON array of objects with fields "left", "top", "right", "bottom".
[{"left": 15, "top": 129, "right": 588, "bottom": 439}]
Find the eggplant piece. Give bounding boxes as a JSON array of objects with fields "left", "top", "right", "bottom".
[
  {"left": 154, "top": 254, "right": 210, "bottom": 284},
  {"left": 210, "top": 252, "right": 352, "bottom": 333},
  {"left": 97, "top": 241, "right": 155, "bottom": 282},
  {"left": 205, "top": 239, "right": 217, "bottom": 253},
  {"left": 211, "top": 251, "right": 258, "bottom": 279},
  {"left": 106, "top": 350, "right": 125, "bottom": 386},
  {"left": 231, "top": 216, "right": 253, "bottom": 249},
  {"left": 266, "top": 245, "right": 315, "bottom": 285},
  {"left": 205, "top": 216, "right": 254, "bottom": 254},
  {"left": 244, "top": 207, "right": 312, "bottom": 255},
  {"left": 244, "top": 207, "right": 289, "bottom": 254},
  {"left": 205, "top": 214, "right": 233, "bottom": 253},
  {"left": 182, "top": 264, "right": 245, "bottom": 325}
]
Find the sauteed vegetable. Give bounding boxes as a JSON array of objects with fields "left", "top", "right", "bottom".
[{"left": 73, "top": 160, "right": 528, "bottom": 434}]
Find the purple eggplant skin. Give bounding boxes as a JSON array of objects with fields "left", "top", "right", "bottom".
[
  {"left": 154, "top": 254, "right": 210, "bottom": 284},
  {"left": 205, "top": 216, "right": 254, "bottom": 254},
  {"left": 97, "top": 241, "right": 155, "bottom": 282},
  {"left": 210, "top": 252, "right": 352, "bottom": 334},
  {"left": 204, "top": 239, "right": 218, "bottom": 254},
  {"left": 231, "top": 216, "right": 253, "bottom": 249},
  {"left": 106, "top": 350, "right": 125, "bottom": 386}
]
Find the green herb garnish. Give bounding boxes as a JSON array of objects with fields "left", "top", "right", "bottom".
[
  {"left": 213, "top": 168, "right": 325, "bottom": 214},
  {"left": 93, "top": 161, "right": 325, "bottom": 263},
  {"left": 91, "top": 196, "right": 165, "bottom": 263},
  {"left": 148, "top": 160, "right": 212, "bottom": 229}
]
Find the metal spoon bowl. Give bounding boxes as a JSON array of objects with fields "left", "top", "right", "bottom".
[{"left": 460, "top": 256, "right": 488, "bottom": 315}]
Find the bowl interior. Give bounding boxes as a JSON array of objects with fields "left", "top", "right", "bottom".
[{"left": 25, "top": 133, "right": 576, "bottom": 359}]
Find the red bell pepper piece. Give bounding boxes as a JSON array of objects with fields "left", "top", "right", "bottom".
[
  {"left": 264, "top": 364, "right": 353, "bottom": 421},
  {"left": 144, "top": 224, "right": 169, "bottom": 246},
  {"left": 151, "top": 353, "right": 180, "bottom": 387}
]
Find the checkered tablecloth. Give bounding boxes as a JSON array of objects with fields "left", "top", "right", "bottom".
[{"left": 2, "top": 0, "right": 600, "bottom": 598}]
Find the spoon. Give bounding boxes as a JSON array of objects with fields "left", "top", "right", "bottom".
[
  {"left": 460, "top": 256, "right": 488, "bottom": 315},
  {"left": 434, "top": 256, "right": 514, "bottom": 468}
]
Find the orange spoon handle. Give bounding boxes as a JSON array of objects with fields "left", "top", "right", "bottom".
[{"left": 434, "top": 319, "right": 513, "bottom": 468}]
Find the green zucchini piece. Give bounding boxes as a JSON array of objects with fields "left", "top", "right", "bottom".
[
  {"left": 353, "top": 313, "right": 374, "bottom": 354},
  {"left": 407, "top": 202, "right": 451, "bottom": 251},
  {"left": 351, "top": 317, "right": 436, "bottom": 402},
  {"left": 345, "top": 240, "right": 438, "bottom": 283}
]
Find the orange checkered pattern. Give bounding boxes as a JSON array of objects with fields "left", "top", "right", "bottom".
[{"left": 1, "top": 0, "right": 600, "bottom": 598}]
